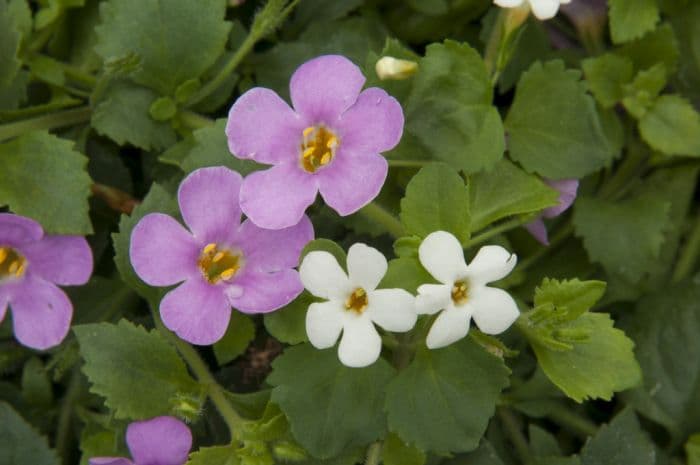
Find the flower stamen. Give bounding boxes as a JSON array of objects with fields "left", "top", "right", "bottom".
[
  {"left": 451, "top": 280, "right": 469, "bottom": 306},
  {"left": 345, "top": 287, "right": 368, "bottom": 314},
  {"left": 198, "top": 243, "right": 243, "bottom": 284},
  {"left": 300, "top": 125, "right": 339, "bottom": 173},
  {"left": 0, "top": 246, "right": 27, "bottom": 280}
]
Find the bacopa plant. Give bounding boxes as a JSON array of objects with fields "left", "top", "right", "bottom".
[{"left": 1, "top": 1, "right": 699, "bottom": 465}]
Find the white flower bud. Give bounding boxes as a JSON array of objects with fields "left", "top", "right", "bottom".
[{"left": 375, "top": 56, "right": 418, "bottom": 81}]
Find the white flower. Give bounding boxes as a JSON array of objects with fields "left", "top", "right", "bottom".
[
  {"left": 300, "top": 243, "right": 417, "bottom": 368},
  {"left": 494, "top": 0, "right": 572, "bottom": 20},
  {"left": 417, "top": 231, "right": 519, "bottom": 349}
]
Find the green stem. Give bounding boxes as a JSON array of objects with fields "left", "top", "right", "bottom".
[
  {"left": 0, "top": 106, "right": 92, "bottom": 142},
  {"left": 359, "top": 202, "right": 404, "bottom": 238},
  {"left": 517, "top": 222, "right": 574, "bottom": 272},
  {"left": 31, "top": 54, "right": 98, "bottom": 88},
  {"left": 546, "top": 404, "right": 598, "bottom": 438},
  {"left": 387, "top": 159, "right": 429, "bottom": 169},
  {"left": 55, "top": 368, "right": 82, "bottom": 464},
  {"left": 483, "top": 9, "right": 506, "bottom": 80},
  {"left": 466, "top": 215, "right": 533, "bottom": 248},
  {"left": 365, "top": 441, "right": 383, "bottom": 465},
  {"left": 672, "top": 212, "right": 700, "bottom": 282},
  {"left": 152, "top": 311, "right": 244, "bottom": 441},
  {"left": 498, "top": 408, "right": 533, "bottom": 465},
  {"left": 178, "top": 110, "right": 215, "bottom": 130}
]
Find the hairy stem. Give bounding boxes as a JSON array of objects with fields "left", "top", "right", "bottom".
[
  {"left": 498, "top": 408, "right": 533, "bottom": 465},
  {"left": 360, "top": 202, "right": 405, "bottom": 238},
  {"left": 55, "top": 368, "right": 82, "bottom": 464},
  {"left": 0, "top": 106, "right": 92, "bottom": 142},
  {"left": 672, "top": 212, "right": 700, "bottom": 282},
  {"left": 466, "top": 215, "right": 534, "bottom": 249},
  {"left": 546, "top": 404, "right": 598, "bottom": 438}
]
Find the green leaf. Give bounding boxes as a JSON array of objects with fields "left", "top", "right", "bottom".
[
  {"left": 400, "top": 163, "right": 470, "bottom": 242},
  {"left": 95, "top": 0, "right": 230, "bottom": 95},
  {"left": 528, "top": 312, "right": 641, "bottom": 402},
  {"left": 264, "top": 292, "right": 312, "bottom": 345},
  {"left": 506, "top": 60, "right": 614, "bottom": 179},
  {"left": 687, "top": 434, "right": 700, "bottom": 465},
  {"left": 268, "top": 344, "right": 394, "bottom": 458},
  {"left": 442, "top": 441, "right": 505, "bottom": 465},
  {"left": 301, "top": 239, "right": 347, "bottom": 270},
  {"left": 397, "top": 40, "right": 505, "bottom": 173},
  {"left": 625, "top": 278, "right": 700, "bottom": 442},
  {"left": 21, "top": 357, "right": 53, "bottom": 408},
  {"left": 580, "top": 409, "right": 656, "bottom": 465},
  {"left": 0, "top": 131, "right": 93, "bottom": 234},
  {"left": 616, "top": 24, "right": 679, "bottom": 74},
  {"left": 383, "top": 432, "right": 426, "bottom": 465},
  {"left": 609, "top": 0, "right": 660, "bottom": 44},
  {"left": 380, "top": 257, "right": 435, "bottom": 294},
  {"left": 186, "top": 445, "right": 239, "bottom": 465},
  {"left": 533, "top": 279, "right": 606, "bottom": 321},
  {"left": 213, "top": 312, "right": 256, "bottom": 366},
  {"left": 385, "top": 339, "right": 510, "bottom": 453},
  {"left": 638, "top": 94, "right": 700, "bottom": 156},
  {"left": 92, "top": 80, "right": 177, "bottom": 151},
  {"left": 621, "top": 63, "right": 668, "bottom": 119},
  {"left": 74, "top": 320, "right": 200, "bottom": 419},
  {"left": 582, "top": 54, "right": 635, "bottom": 108},
  {"left": 468, "top": 159, "right": 559, "bottom": 232},
  {"left": 0, "top": 402, "right": 59, "bottom": 465},
  {"left": 0, "top": 2, "right": 21, "bottom": 88},
  {"left": 573, "top": 194, "right": 669, "bottom": 283}
]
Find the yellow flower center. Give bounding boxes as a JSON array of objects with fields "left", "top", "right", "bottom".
[
  {"left": 198, "top": 243, "right": 243, "bottom": 284},
  {"left": 300, "top": 125, "right": 339, "bottom": 173},
  {"left": 451, "top": 280, "right": 469, "bottom": 306},
  {"left": 0, "top": 246, "right": 27, "bottom": 280},
  {"left": 345, "top": 287, "right": 368, "bottom": 314}
]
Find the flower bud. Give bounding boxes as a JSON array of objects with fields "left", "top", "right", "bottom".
[{"left": 375, "top": 56, "right": 418, "bottom": 80}]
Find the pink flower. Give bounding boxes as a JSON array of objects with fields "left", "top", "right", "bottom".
[
  {"left": 525, "top": 179, "right": 579, "bottom": 245},
  {"left": 129, "top": 167, "right": 313, "bottom": 345},
  {"left": 0, "top": 214, "right": 92, "bottom": 350},
  {"left": 226, "top": 55, "right": 404, "bottom": 229},
  {"left": 89, "top": 416, "right": 191, "bottom": 465}
]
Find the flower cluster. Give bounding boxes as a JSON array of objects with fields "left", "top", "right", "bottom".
[{"left": 300, "top": 231, "right": 519, "bottom": 367}]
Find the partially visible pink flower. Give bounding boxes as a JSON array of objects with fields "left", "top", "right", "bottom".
[
  {"left": 226, "top": 54, "right": 404, "bottom": 230},
  {"left": 0, "top": 214, "right": 92, "bottom": 350},
  {"left": 130, "top": 167, "right": 314, "bottom": 345},
  {"left": 525, "top": 179, "right": 579, "bottom": 245},
  {"left": 90, "top": 416, "right": 192, "bottom": 465}
]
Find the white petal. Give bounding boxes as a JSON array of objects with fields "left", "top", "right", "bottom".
[
  {"left": 426, "top": 306, "right": 471, "bottom": 349},
  {"left": 418, "top": 231, "right": 468, "bottom": 284},
  {"left": 416, "top": 284, "right": 451, "bottom": 315},
  {"left": 299, "top": 251, "right": 351, "bottom": 300},
  {"left": 528, "top": 0, "right": 560, "bottom": 19},
  {"left": 347, "top": 243, "right": 387, "bottom": 292},
  {"left": 494, "top": 0, "right": 525, "bottom": 6},
  {"left": 306, "top": 301, "right": 345, "bottom": 349},
  {"left": 338, "top": 315, "right": 382, "bottom": 367},
  {"left": 470, "top": 286, "right": 520, "bottom": 335},
  {"left": 465, "top": 245, "right": 517, "bottom": 286},
  {"left": 366, "top": 289, "right": 417, "bottom": 332}
]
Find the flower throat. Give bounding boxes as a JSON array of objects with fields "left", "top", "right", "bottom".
[
  {"left": 300, "top": 125, "right": 339, "bottom": 173},
  {"left": 0, "top": 246, "right": 27, "bottom": 279},
  {"left": 198, "top": 243, "right": 242, "bottom": 284}
]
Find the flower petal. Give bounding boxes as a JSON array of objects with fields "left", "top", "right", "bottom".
[
  {"left": 543, "top": 179, "right": 579, "bottom": 218},
  {"left": 127, "top": 416, "right": 192, "bottom": 465},
  {"left": 529, "top": 0, "right": 561, "bottom": 19},
  {"left": 159, "top": 278, "right": 231, "bottom": 345},
  {"left": 317, "top": 151, "right": 388, "bottom": 216},
  {"left": 236, "top": 216, "right": 314, "bottom": 272},
  {"left": 306, "top": 300, "right": 344, "bottom": 349},
  {"left": 337, "top": 315, "right": 382, "bottom": 367},
  {"left": 425, "top": 306, "right": 471, "bottom": 349},
  {"left": 418, "top": 231, "right": 468, "bottom": 284},
  {"left": 0, "top": 213, "right": 43, "bottom": 247},
  {"left": 130, "top": 214, "right": 199, "bottom": 287},
  {"left": 9, "top": 276, "right": 72, "bottom": 350},
  {"left": 21, "top": 235, "right": 92, "bottom": 286},
  {"left": 339, "top": 88, "right": 404, "bottom": 154},
  {"left": 226, "top": 87, "right": 305, "bottom": 164},
  {"left": 470, "top": 286, "right": 520, "bottom": 335},
  {"left": 0, "top": 285, "right": 10, "bottom": 323},
  {"left": 366, "top": 288, "right": 416, "bottom": 332},
  {"left": 465, "top": 245, "right": 517, "bottom": 286},
  {"left": 346, "top": 243, "right": 387, "bottom": 291},
  {"left": 239, "top": 163, "right": 318, "bottom": 230},
  {"left": 89, "top": 458, "right": 134, "bottom": 465},
  {"left": 415, "top": 283, "right": 451, "bottom": 315},
  {"left": 227, "top": 268, "right": 303, "bottom": 314},
  {"left": 299, "top": 251, "right": 351, "bottom": 300},
  {"left": 290, "top": 55, "right": 366, "bottom": 123},
  {"left": 524, "top": 218, "right": 549, "bottom": 245},
  {"left": 178, "top": 167, "right": 243, "bottom": 243},
  {"left": 494, "top": 0, "right": 524, "bottom": 6}
]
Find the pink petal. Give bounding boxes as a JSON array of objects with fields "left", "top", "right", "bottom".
[
  {"left": 227, "top": 268, "right": 303, "bottom": 314},
  {"left": 524, "top": 218, "right": 549, "bottom": 245},
  {"left": 159, "top": 278, "right": 231, "bottom": 345},
  {"left": 226, "top": 87, "right": 305, "bottom": 165},
  {"left": 178, "top": 167, "right": 243, "bottom": 243},
  {"left": 235, "top": 216, "right": 314, "bottom": 272},
  {"left": 239, "top": 163, "right": 318, "bottom": 230},
  {"left": 130, "top": 214, "right": 200, "bottom": 287},
  {"left": 89, "top": 458, "right": 134, "bottom": 465},
  {"left": 0, "top": 284, "right": 10, "bottom": 324},
  {"left": 126, "top": 416, "right": 192, "bottom": 465},
  {"left": 21, "top": 235, "right": 93, "bottom": 286},
  {"left": 9, "top": 276, "right": 72, "bottom": 350},
  {"left": 339, "top": 88, "right": 404, "bottom": 154},
  {"left": 290, "top": 55, "right": 366, "bottom": 123},
  {"left": 0, "top": 213, "right": 43, "bottom": 247},
  {"left": 543, "top": 179, "right": 579, "bottom": 218},
  {"left": 317, "top": 151, "right": 388, "bottom": 216}
]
